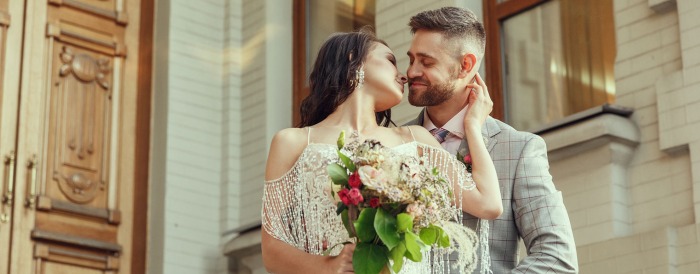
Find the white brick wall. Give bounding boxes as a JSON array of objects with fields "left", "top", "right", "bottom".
[
  {"left": 222, "top": 0, "right": 243, "bottom": 233},
  {"left": 163, "top": 0, "right": 227, "bottom": 272}
]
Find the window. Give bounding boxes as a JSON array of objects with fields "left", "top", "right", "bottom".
[
  {"left": 484, "top": 0, "right": 616, "bottom": 131},
  {"left": 293, "top": 0, "right": 376, "bottom": 126}
]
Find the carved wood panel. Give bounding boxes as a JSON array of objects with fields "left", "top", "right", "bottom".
[
  {"left": 26, "top": 3, "right": 126, "bottom": 273},
  {"left": 46, "top": 42, "right": 112, "bottom": 207},
  {"left": 3, "top": 0, "right": 147, "bottom": 272}
]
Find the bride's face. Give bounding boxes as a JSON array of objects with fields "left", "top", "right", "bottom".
[{"left": 362, "top": 43, "right": 407, "bottom": 112}]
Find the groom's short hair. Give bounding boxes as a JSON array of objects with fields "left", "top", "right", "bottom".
[{"left": 409, "top": 7, "right": 486, "bottom": 60}]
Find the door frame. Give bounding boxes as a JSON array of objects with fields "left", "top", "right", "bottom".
[{"left": 132, "top": 0, "right": 154, "bottom": 273}]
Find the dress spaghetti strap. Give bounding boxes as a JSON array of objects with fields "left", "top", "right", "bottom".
[
  {"left": 406, "top": 126, "right": 417, "bottom": 142},
  {"left": 307, "top": 127, "right": 312, "bottom": 145}
]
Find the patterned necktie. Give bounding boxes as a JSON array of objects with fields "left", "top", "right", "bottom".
[{"left": 430, "top": 128, "right": 450, "bottom": 143}]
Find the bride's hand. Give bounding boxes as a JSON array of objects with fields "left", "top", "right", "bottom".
[
  {"left": 325, "top": 243, "right": 355, "bottom": 273},
  {"left": 464, "top": 73, "right": 493, "bottom": 132}
]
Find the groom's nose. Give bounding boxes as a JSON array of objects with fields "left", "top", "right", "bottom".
[{"left": 406, "top": 63, "right": 421, "bottom": 79}]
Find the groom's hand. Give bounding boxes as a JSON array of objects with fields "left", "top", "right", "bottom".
[
  {"left": 464, "top": 73, "right": 493, "bottom": 130},
  {"left": 326, "top": 243, "right": 355, "bottom": 273}
]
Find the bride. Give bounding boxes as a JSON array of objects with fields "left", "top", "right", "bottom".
[{"left": 261, "top": 28, "right": 502, "bottom": 273}]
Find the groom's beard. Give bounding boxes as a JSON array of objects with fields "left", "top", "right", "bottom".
[{"left": 408, "top": 77, "right": 458, "bottom": 107}]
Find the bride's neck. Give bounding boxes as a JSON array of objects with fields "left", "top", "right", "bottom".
[{"left": 321, "top": 92, "right": 379, "bottom": 133}]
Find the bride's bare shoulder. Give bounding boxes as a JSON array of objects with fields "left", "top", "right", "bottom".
[
  {"left": 266, "top": 128, "right": 309, "bottom": 181},
  {"left": 397, "top": 125, "right": 441, "bottom": 147}
]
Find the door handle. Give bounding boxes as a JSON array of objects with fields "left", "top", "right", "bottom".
[
  {"left": 1, "top": 151, "right": 15, "bottom": 223},
  {"left": 25, "top": 155, "right": 38, "bottom": 208},
  {"left": 2, "top": 151, "right": 15, "bottom": 205}
]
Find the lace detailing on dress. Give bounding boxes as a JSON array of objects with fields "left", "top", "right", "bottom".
[
  {"left": 262, "top": 143, "right": 350, "bottom": 256},
  {"left": 262, "top": 141, "right": 490, "bottom": 273}
]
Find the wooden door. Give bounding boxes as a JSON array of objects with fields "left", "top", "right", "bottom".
[
  {"left": 1, "top": 0, "right": 151, "bottom": 273},
  {"left": 1, "top": 0, "right": 24, "bottom": 271}
]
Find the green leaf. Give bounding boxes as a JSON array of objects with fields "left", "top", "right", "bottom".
[
  {"left": 337, "top": 131, "right": 346, "bottom": 150},
  {"left": 353, "top": 242, "right": 389, "bottom": 274},
  {"left": 389, "top": 242, "right": 407, "bottom": 273},
  {"left": 438, "top": 226, "right": 450, "bottom": 248},
  {"left": 419, "top": 226, "right": 439, "bottom": 246},
  {"left": 338, "top": 151, "right": 356, "bottom": 172},
  {"left": 327, "top": 164, "right": 348, "bottom": 185},
  {"left": 374, "top": 208, "right": 400, "bottom": 249},
  {"left": 404, "top": 231, "right": 423, "bottom": 262},
  {"left": 396, "top": 213, "right": 413, "bottom": 233},
  {"left": 354, "top": 208, "right": 377, "bottom": 243},
  {"left": 336, "top": 202, "right": 347, "bottom": 215}
]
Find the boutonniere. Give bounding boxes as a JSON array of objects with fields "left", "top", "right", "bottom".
[{"left": 456, "top": 148, "right": 472, "bottom": 173}]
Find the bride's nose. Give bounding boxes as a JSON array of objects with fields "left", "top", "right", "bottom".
[{"left": 398, "top": 75, "right": 408, "bottom": 84}]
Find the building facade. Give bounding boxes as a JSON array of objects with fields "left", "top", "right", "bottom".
[{"left": 146, "top": 0, "right": 700, "bottom": 273}]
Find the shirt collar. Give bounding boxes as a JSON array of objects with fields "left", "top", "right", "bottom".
[{"left": 422, "top": 107, "right": 467, "bottom": 139}]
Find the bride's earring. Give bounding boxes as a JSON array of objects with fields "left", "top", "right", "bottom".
[{"left": 355, "top": 67, "right": 365, "bottom": 87}]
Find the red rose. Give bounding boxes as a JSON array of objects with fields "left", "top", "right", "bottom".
[
  {"left": 348, "top": 172, "right": 362, "bottom": 188},
  {"left": 338, "top": 188, "right": 350, "bottom": 205},
  {"left": 347, "top": 188, "right": 364, "bottom": 205},
  {"left": 463, "top": 154, "right": 472, "bottom": 164},
  {"left": 369, "top": 197, "right": 380, "bottom": 208}
]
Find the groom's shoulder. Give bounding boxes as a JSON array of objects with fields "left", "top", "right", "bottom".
[{"left": 490, "top": 117, "right": 538, "bottom": 142}]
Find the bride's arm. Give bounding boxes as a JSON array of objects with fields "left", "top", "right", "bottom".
[
  {"left": 262, "top": 230, "right": 355, "bottom": 274},
  {"left": 460, "top": 73, "right": 502, "bottom": 219},
  {"left": 261, "top": 129, "right": 354, "bottom": 273},
  {"left": 462, "top": 122, "right": 502, "bottom": 219}
]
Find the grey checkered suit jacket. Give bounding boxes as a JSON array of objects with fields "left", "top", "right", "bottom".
[{"left": 406, "top": 111, "right": 578, "bottom": 273}]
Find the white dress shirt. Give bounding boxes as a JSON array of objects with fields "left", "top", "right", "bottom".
[{"left": 422, "top": 107, "right": 468, "bottom": 155}]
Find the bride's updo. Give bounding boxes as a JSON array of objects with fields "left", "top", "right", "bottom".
[{"left": 299, "top": 27, "right": 393, "bottom": 128}]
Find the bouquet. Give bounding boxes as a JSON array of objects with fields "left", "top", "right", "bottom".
[{"left": 326, "top": 131, "right": 473, "bottom": 274}]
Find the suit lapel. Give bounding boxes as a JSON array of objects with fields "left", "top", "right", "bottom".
[
  {"left": 458, "top": 117, "right": 500, "bottom": 155},
  {"left": 484, "top": 117, "right": 500, "bottom": 153}
]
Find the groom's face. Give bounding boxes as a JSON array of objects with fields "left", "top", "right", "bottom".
[{"left": 406, "top": 30, "right": 461, "bottom": 107}]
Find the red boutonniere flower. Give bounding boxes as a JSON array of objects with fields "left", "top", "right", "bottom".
[{"left": 456, "top": 149, "right": 472, "bottom": 173}]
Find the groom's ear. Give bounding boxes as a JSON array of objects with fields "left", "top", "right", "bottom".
[{"left": 458, "top": 53, "right": 477, "bottom": 79}]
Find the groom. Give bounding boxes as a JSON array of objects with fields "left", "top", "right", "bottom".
[{"left": 404, "top": 7, "right": 578, "bottom": 273}]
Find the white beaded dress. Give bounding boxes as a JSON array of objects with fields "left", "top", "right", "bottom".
[{"left": 262, "top": 128, "right": 490, "bottom": 273}]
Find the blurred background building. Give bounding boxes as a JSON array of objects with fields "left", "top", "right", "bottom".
[{"left": 1, "top": 0, "right": 699, "bottom": 273}]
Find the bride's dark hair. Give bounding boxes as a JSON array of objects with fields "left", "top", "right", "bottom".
[{"left": 299, "top": 27, "right": 394, "bottom": 128}]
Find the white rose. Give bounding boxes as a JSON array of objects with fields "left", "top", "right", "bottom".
[{"left": 358, "top": 165, "right": 387, "bottom": 190}]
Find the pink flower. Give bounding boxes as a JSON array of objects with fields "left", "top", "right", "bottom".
[
  {"left": 463, "top": 154, "right": 472, "bottom": 164},
  {"left": 369, "top": 197, "right": 380, "bottom": 208},
  {"left": 347, "top": 188, "right": 364, "bottom": 205},
  {"left": 338, "top": 188, "right": 350, "bottom": 205},
  {"left": 348, "top": 172, "right": 362, "bottom": 188}
]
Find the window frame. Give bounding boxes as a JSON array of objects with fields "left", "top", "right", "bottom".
[
  {"left": 292, "top": 0, "right": 308, "bottom": 127},
  {"left": 483, "top": 0, "right": 549, "bottom": 121}
]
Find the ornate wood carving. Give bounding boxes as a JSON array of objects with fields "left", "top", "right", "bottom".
[{"left": 49, "top": 44, "right": 112, "bottom": 205}]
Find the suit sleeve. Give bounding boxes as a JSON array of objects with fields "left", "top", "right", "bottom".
[{"left": 512, "top": 135, "right": 579, "bottom": 273}]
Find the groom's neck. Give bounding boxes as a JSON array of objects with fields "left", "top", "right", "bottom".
[{"left": 425, "top": 94, "right": 468, "bottom": 128}]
